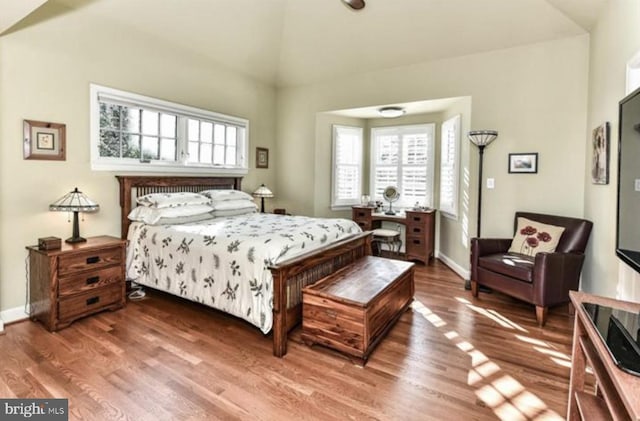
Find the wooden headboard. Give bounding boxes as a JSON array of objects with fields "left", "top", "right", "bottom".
[{"left": 116, "top": 175, "right": 243, "bottom": 239}]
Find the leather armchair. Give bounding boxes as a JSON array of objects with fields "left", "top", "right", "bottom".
[{"left": 470, "top": 212, "right": 593, "bottom": 326}]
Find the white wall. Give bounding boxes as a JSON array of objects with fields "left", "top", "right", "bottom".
[
  {"left": 277, "top": 35, "right": 590, "bottom": 275},
  {"left": 0, "top": 3, "right": 277, "bottom": 313},
  {"left": 583, "top": 0, "right": 640, "bottom": 301}
]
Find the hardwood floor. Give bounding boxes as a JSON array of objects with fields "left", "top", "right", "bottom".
[{"left": 0, "top": 260, "right": 575, "bottom": 420}]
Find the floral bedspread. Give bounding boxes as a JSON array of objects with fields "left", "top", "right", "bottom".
[{"left": 126, "top": 213, "right": 362, "bottom": 333}]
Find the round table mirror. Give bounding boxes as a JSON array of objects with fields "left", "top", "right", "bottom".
[{"left": 383, "top": 186, "right": 400, "bottom": 215}]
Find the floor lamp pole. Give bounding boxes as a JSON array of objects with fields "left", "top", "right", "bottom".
[
  {"left": 465, "top": 129, "right": 498, "bottom": 291},
  {"left": 476, "top": 144, "right": 485, "bottom": 238}
]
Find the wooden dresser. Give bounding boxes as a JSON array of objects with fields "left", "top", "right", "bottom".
[
  {"left": 352, "top": 206, "right": 436, "bottom": 264},
  {"left": 28, "top": 235, "right": 126, "bottom": 331},
  {"left": 567, "top": 291, "right": 640, "bottom": 420}
]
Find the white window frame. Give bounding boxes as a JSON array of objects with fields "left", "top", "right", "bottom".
[
  {"left": 89, "top": 83, "right": 249, "bottom": 174},
  {"left": 438, "top": 115, "right": 461, "bottom": 219},
  {"left": 370, "top": 124, "right": 435, "bottom": 209},
  {"left": 331, "top": 125, "right": 363, "bottom": 210}
]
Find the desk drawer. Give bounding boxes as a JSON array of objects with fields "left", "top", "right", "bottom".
[
  {"left": 58, "top": 247, "right": 122, "bottom": 276},
  {"left": 405, "top": 212, "right": 427, "bottom": 227}
]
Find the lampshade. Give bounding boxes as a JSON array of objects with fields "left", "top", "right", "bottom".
[
  {"left": 50, "top": 187, "right": 99, "bottom": 243},
  {"left": 50, "top": 187, "right": 100, "bottom": 212},
  {"left": 252, "top": 184, "right": 274, "bottom": 199},
  {"left": 467, "top": 130, "right": 498, "bottom": 147},
  {"left": 378, "top": 106, "right": 406, "bottom": 118}
]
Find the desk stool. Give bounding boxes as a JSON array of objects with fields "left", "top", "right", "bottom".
[{"left": 372, "top": 228, "right": 402, "bottom": 257}]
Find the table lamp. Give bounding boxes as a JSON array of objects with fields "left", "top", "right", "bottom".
[
  {"left": 50, "top": 187, "right": 100, "bottom": 243},
  {"left": 252, "top": 184, "right": 274, "bottom": 213}
]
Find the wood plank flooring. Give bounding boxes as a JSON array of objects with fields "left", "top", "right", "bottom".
[{"left": 0, "top": 260, "right": 576, "bottom": 420}]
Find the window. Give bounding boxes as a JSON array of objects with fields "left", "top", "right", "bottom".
[
  {"left": 331, "top": 125, "right": 363, "bottom": 209},
  {"left": 90, "top": 84, "right": 248, "bottom": 173},
  {"left": 370, "top": 124, "right": 435, "bottom": 208},
  {"left": 439, "top": 115, "right": 461, "bottom": 218}
]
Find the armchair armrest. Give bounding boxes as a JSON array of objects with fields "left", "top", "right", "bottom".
[
  {"left": 533, "top": 252, "right": 585, "bottom": 306},
  {"left": 471, "top": 238, "right": 512, "bottom": 257}
]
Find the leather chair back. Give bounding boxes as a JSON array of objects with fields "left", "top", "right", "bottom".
[{"left": 515, "top": 212, "right": 593, "bottom": 254}]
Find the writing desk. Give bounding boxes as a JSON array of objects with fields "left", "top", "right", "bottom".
[{"left": 352, "top": 206, "right": 435, "bottom": 264}]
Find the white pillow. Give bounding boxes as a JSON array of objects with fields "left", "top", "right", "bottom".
[
  {"left": 150, "top": 213, "right": 214, "bottom": 226},
  {"left": 199, "top": 189, "right": 254, "bottom": 202},
  {"left": 211, "top": 208, "right": 258, "bottom": 217},
  {"left": 136, "top": 192, "right": 210, "bottom": 208},
  {"left": 210, "top": 199, "right": 258, "bottom": 211},
  {"left": 128, "top": 204, "right": 214, "bottom": 224}
]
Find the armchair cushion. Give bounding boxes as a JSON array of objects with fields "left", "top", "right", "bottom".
[
  {"left": 478, "top": 253, "right": 534, "bottom": 283},
  {"left": 508, "top": 217, "right": 565, "bottom": 257}
]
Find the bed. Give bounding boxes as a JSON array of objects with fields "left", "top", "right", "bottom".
[{"left": 117, "top": 175, "right": 371, "bottom": 357}]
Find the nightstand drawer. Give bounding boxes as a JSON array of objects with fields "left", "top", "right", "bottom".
[
  {"left": 58, "top": 247, "right": 122, "bottom": 276},
  {"left": 58, "top": 284, "right": 123, "bottom": 321},
  {"left": 58, "top": 266, "right": 123, "bottom": 297}
]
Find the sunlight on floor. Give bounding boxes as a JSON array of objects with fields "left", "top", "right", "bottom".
[{"left": 411, "top": 300, "right": 564, "bottom": 420}]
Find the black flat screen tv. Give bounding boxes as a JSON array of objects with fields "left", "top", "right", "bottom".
[{"left": 617, "top": 86, "right": 640, "bottom": 274}]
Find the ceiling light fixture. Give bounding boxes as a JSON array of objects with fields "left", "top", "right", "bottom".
[
  {"left": 341, "top": 0, "right": 365, "bottom": 10},
  {"left": 378, "top": 106, "right": 406, "bottom": 118}
]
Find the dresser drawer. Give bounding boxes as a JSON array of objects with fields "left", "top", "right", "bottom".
[
  {"left": 58, "top": 284, "right": 123, "bottom": 321},
  {"left": 406, "top": 236, "right": 426, "bottom": 254},
  {"left": 58, "top": 246, "right": 122, "bottom": 276},
  {"left": 58, "top": 266, "right": 123, "bottom": 297}
]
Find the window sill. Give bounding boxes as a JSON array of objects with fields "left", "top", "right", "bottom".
[{"left": 91, "top": 160, "right": 249, "bottom": 175}]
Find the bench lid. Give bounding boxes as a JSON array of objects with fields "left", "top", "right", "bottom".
[{"left": 305, "top": 256, "right": 414, "bottom": 307}]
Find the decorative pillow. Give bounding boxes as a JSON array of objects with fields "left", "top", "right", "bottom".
[
  {"left": 199, "top": 189, "right": 254, "bottom": 202},
  {"left": 210, "top": 208, "right": 258, "bottom": 217},
  {"left": 136, "top": 192, "right": 210, "bottom": 208},
  {"left": 508, "top": 217, "right": 566, "bottom": 257},
  {"left": 128, "top": 204, "right": 214, "bottom": 224},
  {"left": 209, "top": 199, "right": 258, "bottom": 212}
]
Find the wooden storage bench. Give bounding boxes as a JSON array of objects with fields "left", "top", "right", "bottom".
[{"left": 301, "top": 256, "right": 415, "bottom": 365}]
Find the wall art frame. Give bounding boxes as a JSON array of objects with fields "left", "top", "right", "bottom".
[
  {"left": 23, "top": 119, "right": 66, "bottom": 161},
  {"left": 591, "top": 122, "right": 610, "bottom": 184},
  {"left": 508, "top": 152, "right": 538, "bottom": 174},
  {"left": 256, "top": 147, "right": 269, "bottom": 169}
]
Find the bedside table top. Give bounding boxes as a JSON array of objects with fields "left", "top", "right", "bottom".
[{"left": 26, "top": 235, "right": 125, "bottom": 255}]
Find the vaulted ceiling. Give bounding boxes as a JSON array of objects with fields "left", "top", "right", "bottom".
[{"left": 2, "top": 0, "right": 607, "bottom": 87}]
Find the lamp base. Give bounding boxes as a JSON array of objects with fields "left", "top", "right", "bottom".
[{"left": 65, "top": 236, "right": 87, "bottom": 244}]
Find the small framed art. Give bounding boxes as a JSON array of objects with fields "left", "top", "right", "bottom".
[
  {"left": 591, "top": 122, "right": 610, "bottom": 184},
  {"left": 23, "top": 120, "right": 66, "bottom": 161},
  {"left": 256, "top": 147, "right": 269, "bottom": 169},
  {"left": 508, "top": 153, "right": 538, "bottom": 174}
]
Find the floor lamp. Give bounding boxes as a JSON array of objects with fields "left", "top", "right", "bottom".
[{"left": 466, "top": 130, "right": 498, "bottom": 290}]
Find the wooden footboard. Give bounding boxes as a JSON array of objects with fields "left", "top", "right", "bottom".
[
  {"left": 269, "top": 231, "right": 372, "bottom": 357},
  {"left": 116, "top": 175, "right": 371, "bottom": 358}
]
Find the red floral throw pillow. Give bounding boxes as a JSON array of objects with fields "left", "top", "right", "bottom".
[{"left": 507, "top": 217, "right": 566, "bottom": 257}]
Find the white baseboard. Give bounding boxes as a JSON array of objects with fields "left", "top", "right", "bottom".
[
  {"left": 436, "top": 250, "right": 471, "bottom": 280},
  {"left": 0, "top": 306, "right": 29, "bottom": 330},
  {"left": 0, "top": 318, "right": 3, "bottom": 334}
]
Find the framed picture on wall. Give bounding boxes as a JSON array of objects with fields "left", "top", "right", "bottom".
[
  {"left": 23, "top": 120, "right": 66, "bottom": 161},
  {"left": 508, "top": 153, "right": 538, "bottom": 174},
  {"left": 591, "top": 122, "right": 610, "bottom": 184},
  {"left": 256, "top": 147, "right": 269, "bottom": 169}
]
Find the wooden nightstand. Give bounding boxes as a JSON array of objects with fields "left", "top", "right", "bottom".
[{"left": 27, "top": 235, "right": 126, "bottom": 331}]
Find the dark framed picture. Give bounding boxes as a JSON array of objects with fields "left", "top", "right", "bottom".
[
  {"left": 23, "top": 120, "right": 66, "bottom": 160},
  {"left": 591, "top": 122, "right": 610, "bottom": 184},
  {"left": 508, "top": 153, "right": 538, "bottom": 174},
  {"left": 256, "top": 147, "right": 269, "bottom": 169}
]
